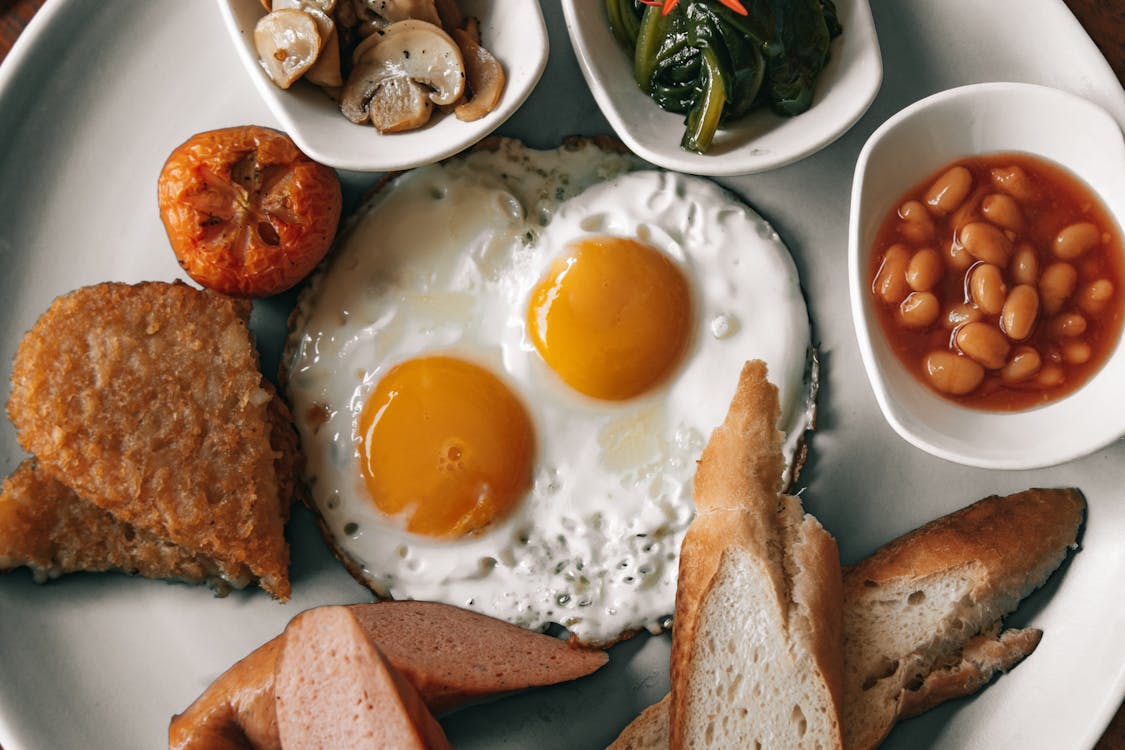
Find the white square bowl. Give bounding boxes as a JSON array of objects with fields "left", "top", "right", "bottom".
[
  {"left": 216, "top": 0, "right": 549, "bottom": 172},
  {"left": 849, "top": 82, "right": 1125, "bottom": 470},
  {"left": 561, "top": 0, "right": 882, "bottom": 176}
]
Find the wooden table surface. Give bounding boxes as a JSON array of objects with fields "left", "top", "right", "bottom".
[{"left": 0, "top": 1, "right": 1122, "bottom": 749}]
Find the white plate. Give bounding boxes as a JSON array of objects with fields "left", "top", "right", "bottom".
[
  {"left": 0, "top": 2, "right": 1123, "bottom": 749},
  {"left": 216, "top": 0, "right": 549, "bottom": 172},
  {"left": 562, "top": 0, "right": 883, "bottom": 176}
]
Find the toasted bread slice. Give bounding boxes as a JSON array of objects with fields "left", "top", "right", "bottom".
[
  {"left": 669, "top": 361, "right": 844, "bottom": 749},
  {"left": 610, "top": 488, "right": 1084, "bottom": 750},
  {"left": 7, "top": 281, "right": 294, "bottom": 598},
  {"left": 842, "top": 487, "right": 1085, "bottom": 750},
  {"left": 0, "top": 460, "right": 248, "bottom": 588},
  {"left": 170, "top": 600, "right": 608, "bottom": 750},
  {"left": 275, "top": 606, "right": 451, "bottom": 750}
]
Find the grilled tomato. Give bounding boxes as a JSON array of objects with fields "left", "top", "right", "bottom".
[{"left": 158, "top": 126, "right": 341, "bottom": 297}]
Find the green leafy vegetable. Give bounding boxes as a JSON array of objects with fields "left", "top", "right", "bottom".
[{"left": 605, "top": 0, "right": 842, "bottom": 154}]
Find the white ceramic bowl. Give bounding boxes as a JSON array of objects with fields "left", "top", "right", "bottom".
[
  {"left": 561, "top": 0, "right": 882, "bottom": 176},
  {"left": 849, "top": 82, "right": 1125, "bottom": 470},
  {"left": 216, "top": 0, "right": 549, "bottom": 172}
]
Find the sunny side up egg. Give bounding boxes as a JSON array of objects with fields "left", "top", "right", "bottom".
[{"left": 284, "top": 139, "right": 815, "bottom": 645}]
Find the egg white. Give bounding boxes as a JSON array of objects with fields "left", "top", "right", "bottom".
[{"left": 285, "top": 140, "right": 813, "bottom": 644}]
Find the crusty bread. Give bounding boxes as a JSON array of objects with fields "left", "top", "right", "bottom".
[
  {"left": 669, "top": 360, "right": 844, "bottom": 749},
  {"left": 842, "top": 487, "right": 1085, "bottom": 750},
  {"left": 275, "top": 606, "right": 451, "bottom": 750},
  {"left": 170, "top": 600, "right": 608, "bottom": 750},
  {"left": 609, "top": 694, "right": 670, "bottom": 750},
  {"left": 609, "top": 487, "right": 1084, "bottom": 750},
  {"left": 6, "top": 281, "right": 295, "bottom": 598}
]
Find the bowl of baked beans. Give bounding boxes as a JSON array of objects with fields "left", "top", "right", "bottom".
[{"left": 849, "top": 82, "right": 1125, "bottom": 469}]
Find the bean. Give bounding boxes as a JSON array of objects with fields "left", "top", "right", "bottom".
[
  {"left": 925, "top": 166, "right": 972, "bottom": 216},
  {"left": 924, "top": 350, "right": 984, "bottom": 395},
  {"left": 944, "top": 302, "right": 983, "bottom": 330},
  {"left": 969, "top": 263, "right": 1008, "bottom": 315},
  {"left": 955, "top": 321, "right": 1011, "bottom": 370},
  {"left": 873, "top": 244, "right": 911, "bottom": 305},
  {"left": 898, "top": 292, "right": 940, "bottom": 328},
  {"left": 1053, "top": 222, "right": 1101, "bottom": 260},
  {"left": 906, "top": 249, "right": 943, "bottom": 291},
  {"left": 1000, "top": 284, "right": 1039, "bottom": 341},
  {"left": 980, "top": 193, "right": 1024, "bottom": 231},
  {"left": 1001, "top": 346, "right": 1042, "bottom": 384},
  {"left": 1039, "top": 262, "right": 1078, "bottom": 315},
  {"left": 1010, "top": 243, "right": 1039, "bottom": 286},
  {"left": 1063, "top": 341, "right": 1092, "bottom": 364},
  {"left": 898, "top": 200, "right": 935, "bottom": 243},
  {"left": 1049, "top": 313, "right": 1087, "bottom": 338},
  {"left": 990, "top": 165, "right": 1038, "bottom": 203},
  {"left": 1035, "top": 364, "right": 1065, "bottom": 388},
  {"left": 945, "top": 241, "right": 973, "bottom": 272},
  {"left": 960, "top": 221, "right": 1012, "bottom": 266},
  {"left": 1077, "top": 279, "right": 1114, "bottom": 316}
]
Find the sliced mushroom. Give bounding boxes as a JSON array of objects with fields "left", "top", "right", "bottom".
[
  {"left": 361, "top": 0, "right": 441, "bottom": 25},
  {"left": 350, "top": 18, "right": 435, "bottom": 66},
  {"left": 254, "top": 9, "right": 323, "bottom": 89},
  {"left": 367, "top": 76, "right": 433, "bottom": 132},
  {"left": 433, "top": 0, "right": 463, "bottom": 31},
  {"left": 303, "top": 8, "right": 343, "bottom": 87},
  {"left": 339, "top": 20, "right": 465, "bottom": 125},
  {"left": 452, "top": 26, "right": 505, "bottom": 122},
  {"left": 271, "top": 0, "right": 337, "bottom": 12}
]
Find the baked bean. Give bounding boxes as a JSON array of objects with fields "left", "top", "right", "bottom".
[
  {"left": 969, "top": 263, "right": 1007, "bottom": 315},
  {"left": 925, "top": 166, "right": 972, "bottom": 215},
  {"left": 1001, "top": 346, "right": 1042, "bottom": 384},
  {"left": 1063, "top": 341, "right": 1092, "bottom": 364},
  {"left": 1035, "top": 364, "right": 1065, "bottom": 388},
  {"left": 1077, "top": 279, "right": 1114, "bottom": 316},
  {"left": 906, "top": 249, "right": 943, "bottom": 292},
  {"left": 1000, "top": 285, "right": 1039, "bottom": 341},
  {"left": 898, "top": 292, "right": 940, "bottom": 328},
  {"left": 955, "top": 321, "right": 1010, "bottom": 369},
  {"left": 944, "top": 302, "right": 982, "bottom": 330},
  {"left": 1039, "top": 262, "right": 1078, "bottom": 315},
  {"left": 949, "top": 188, "right": 983, "bottom": 232},
  {"left": 898, "top": 200, "right": 935, "bottom": 243},
  {"left": 873, "top": 244, "right": 911, "bottom": 305},
  {"left": 1053, "top": 222, "right": 1101, "bottom": 260},
  {"left": 960, "top": 221, "right": 1012, "bottom": 266},
  {"left": 1049, "top": 313, "right": 1087, "bottom": 338},
  {"left": 1010, "top": 243, "right": 1039, "bottom": 286},
  {"left": 945, "top": 241, "right": 973, "bottom": 272},
  {"left": 990, "top": 165, "right": 1038, "bottom": 203},
  {"left": 980, "top": 193, "right": 1024, "bottom": 232},
  {"left": 924, "top": 350, "right": 984, "bottom": 395}
]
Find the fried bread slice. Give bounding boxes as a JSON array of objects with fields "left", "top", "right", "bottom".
[
  {"left": 7, "top": 281, "right": 295, "bottom": 598},
  {"left": 0, "top": 460, "right": 247, "bottom": 588}
]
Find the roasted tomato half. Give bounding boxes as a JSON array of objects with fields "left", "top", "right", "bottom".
[{"left": 158, "top": 125, "right": 342, "bottom": 297}]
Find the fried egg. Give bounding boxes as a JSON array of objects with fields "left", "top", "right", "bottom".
[{"left": 284, "top": 139, "right": 814, "bottom": 644}]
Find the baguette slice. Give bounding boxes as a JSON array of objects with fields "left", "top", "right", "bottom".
[
  {"left": 7, "top": 281, "right": 295, "bottom": 598},
  {"left": 669, "top": 361, "right": 844, "bottom": 749},
  {"left": 275, "top": 606, "right": 451, "bottom": 750},
  {"left": 842, "top": 487, "right": 1085, "bottom": 750},
  {"left": 170, "top": 600, "right": 608, "bottom": 750},
  {"left": 612, "top": 487, "right": 1084, "bottom": 750}
]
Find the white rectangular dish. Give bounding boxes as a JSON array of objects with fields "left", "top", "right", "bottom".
[{"left": 0, "top": 1, "right": 1122, "bottom": 749}]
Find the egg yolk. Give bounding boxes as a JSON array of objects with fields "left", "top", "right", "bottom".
[
  {"left": 527, "top": 236, "right": 692, "bottom": 401},
  {"left": 357, "top": 356, "right": 534, "bottom": 538}
]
